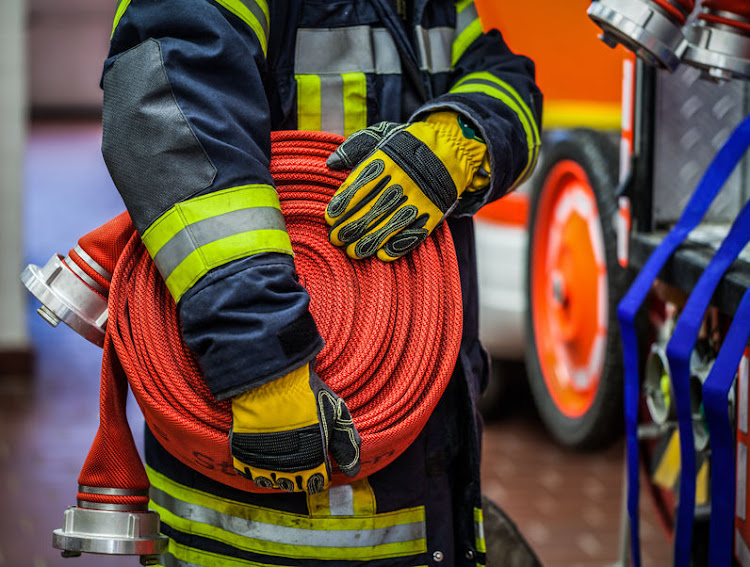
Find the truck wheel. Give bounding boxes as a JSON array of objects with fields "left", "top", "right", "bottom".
[{"left": 525, "top": 128, "right": 624, "bottom": 449}]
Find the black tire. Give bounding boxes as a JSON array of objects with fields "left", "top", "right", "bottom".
[{"left": 524, "top": 128, "right": 625, "bottom": 450}]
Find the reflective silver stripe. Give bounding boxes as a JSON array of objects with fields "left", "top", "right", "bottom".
[
  {"left": 458, "top": 76, "right": 541, "bottom": 167},
  {"left": 296, "top": 26, "right": 375, "bottom": 74},
  {"left": 151, "top": 487, "right": 426, "bottom": 548},
  {"left": 475, "top": 517, "right": 485, "bottom": 543},
  {"left": 152, "top": 206, "right": 286, "bottom": 278},
  {"left": 328, "top": 484, "right": 355, "bottom": 516},
  {"left": 295, "top": 26, "right": 400, "bottom": 75},
  {"left": 456, "top": 1, "right": 479, "bottom": 36},
  {"left": 63, "top": 256, "right": 108, "bottom": 295},
  {"left": 415, "top": 26, "right": 454, "bottom": 73},
  {"left": 320, "top": 75, "right": 346, "bottom": 135},
  {"left": 235, "top": 0, "right": 268, "bottom": 39},
  {"left": 373, "top": 28, "right": 401, "bottom": 74},
  {"left": 73, "top": 244, "right": 112, "bottom": 281}
]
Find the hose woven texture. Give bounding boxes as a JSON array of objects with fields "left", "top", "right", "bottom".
[{"left": 87, "top": 130, "right": 463, "bottom": 495}]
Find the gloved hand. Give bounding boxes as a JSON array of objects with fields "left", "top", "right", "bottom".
[
  {"left": 230, "top": 363, "right": 361, "bottom": 494},
  {"left": 325, "top": 111, "right": 491, "bottom": 261}
]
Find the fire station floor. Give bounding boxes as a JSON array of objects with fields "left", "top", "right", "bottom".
[{"left": 1, "top": 121, "right": 674, "bottom": 567}]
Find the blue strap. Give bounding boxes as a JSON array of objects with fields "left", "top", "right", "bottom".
[
  {"left": 616, "top": 113, "right": 750, "bottom": 567},
  {"left": 703, "top": 287, "right": 750, "bottom": 566},
  {"left": 666, "top": 196, "right": 750, "bottom": 565}
]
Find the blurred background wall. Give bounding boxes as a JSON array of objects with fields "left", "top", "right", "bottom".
[
  {"left": 0, "top": 0, "right": 30, "bottom": 370},
  {"left": 28, "top": 0, "right": 111, "bottom": 115}
]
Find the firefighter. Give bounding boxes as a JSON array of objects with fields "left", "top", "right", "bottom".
[{"left": 100, "top": 0, "right": 543, "bottom": 565}]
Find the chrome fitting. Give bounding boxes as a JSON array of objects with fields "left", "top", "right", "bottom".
[
  {"left": 21, "top": 254, "right": 108, "bottom": 346},
  {"left": 644, "top": 342, "right": 675, "bottom": 425},
  {"left": 588, "top": 0, "right": 688, "bottom": 70},
  {"left": 52, "top": 506, "right": 168, "bottom": 561},
  {"left": 682, "top": 15, "right": 750, "bottom": 81}
]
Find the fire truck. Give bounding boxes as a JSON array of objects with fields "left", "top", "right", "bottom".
[
  {"left": 474, "top": 0, "right": 626, "bottom": 449},
  {"left": 477, "top": 0, "right": 750, "bottom": 564}
]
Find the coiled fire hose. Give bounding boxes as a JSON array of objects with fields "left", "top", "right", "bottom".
[{"left": 73, "top": 130, "right": 463, "bottom": 515}]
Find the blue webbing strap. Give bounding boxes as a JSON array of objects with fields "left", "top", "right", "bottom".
[
  {"left": 617, "top": 113, "right": 750, "bottom": 567},
  {"left": 666, "top": 195, "right": 750, "bottom": 566},
  {"left": 704, "top": 287, "right": 750, "bottom": 566}
]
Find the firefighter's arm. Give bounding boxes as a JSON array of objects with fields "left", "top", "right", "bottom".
[
  {"left": 101, "top": 0, "right": 324, "bottom": 400},
  {"left": 230, "top": 363, "right": 361, "bottom": 493},
  {"left": 410, "top": 0, "right": 544, "bottom": 216},
  {"left": 324, "top": 1, "right": 541, "bottom": 260}
]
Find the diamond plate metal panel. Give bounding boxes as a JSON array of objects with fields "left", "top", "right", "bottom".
[{"left": 652, "top": 64, "right": 750, "bottom": 225}]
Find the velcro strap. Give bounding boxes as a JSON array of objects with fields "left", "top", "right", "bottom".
[{"left": 231, "top": 425, "right": 324, "bottom": 472}]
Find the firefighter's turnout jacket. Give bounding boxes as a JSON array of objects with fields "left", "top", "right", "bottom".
[{"left": 101, "top": 0, "right": 542, "bottom": 565}]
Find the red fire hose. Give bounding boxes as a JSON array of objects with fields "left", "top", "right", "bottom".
[
  {"left": 700, "top": 0, "right": 750, "bottom": 32},
  {"left": 75, "top": 130, "right": 463, "bottom": 505}
]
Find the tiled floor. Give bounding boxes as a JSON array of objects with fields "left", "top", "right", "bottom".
[{"left": 0, "top": 122, "right": 674, "bottom": 566}]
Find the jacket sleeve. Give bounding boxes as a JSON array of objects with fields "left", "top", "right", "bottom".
[
  {"left": 101, "top": 0, "right": 323, "bottom": 400},
  {"left": 410, "top": 0, "right": 544, "bottom": 216}
]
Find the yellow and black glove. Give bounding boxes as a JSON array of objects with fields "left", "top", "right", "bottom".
[
  {"left": 230, "top": 364, "right": 361, "bottom": 494},
  {"left": 325, "top": 112, "right": 491, "bottom": 261}
]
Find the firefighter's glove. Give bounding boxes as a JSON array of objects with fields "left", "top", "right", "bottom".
[
  {"left": 230, "top": 364, "right": 361, "bottom": 494},
  {"left": 325, "top": 112, "right": 490, "bottom": 261}
]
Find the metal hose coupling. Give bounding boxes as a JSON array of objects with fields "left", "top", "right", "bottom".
[
  {"left": 21, "top": 211, "right": 135, "bottom": 347},
  {"left": 53, "top": 486, "right": 167, "bottom": 565},
  {"left": 682, "top": 0, "right": 750, "bottom": 81},
  {"left": 588, "top": 0, "right": 692, "bottom": 70},
  {"left": 21, "top": 250, "right": 109, "bottom": 346}
]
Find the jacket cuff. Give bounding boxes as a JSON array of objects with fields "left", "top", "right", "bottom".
[
  {"left": 409, "top": 99, "right": 511, "bottom": 216},
  {"left": 178, "top": 253, "right": 325, "bottom": 400}
]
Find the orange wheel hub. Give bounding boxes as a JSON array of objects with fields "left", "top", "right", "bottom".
[{"left": 531, "top": 160, "right": 608, "bottom": 418}]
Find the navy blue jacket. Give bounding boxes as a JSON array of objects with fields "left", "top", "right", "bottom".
[{"left": 102, "top": 0, "right": 542, "bottom": 401}]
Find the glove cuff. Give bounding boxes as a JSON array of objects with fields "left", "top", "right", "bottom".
[{"left": 423, "top": 111, "right": 488, "bottom": 196}]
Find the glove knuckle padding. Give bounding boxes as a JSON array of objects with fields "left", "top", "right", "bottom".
[
  {"left": 327, "top": 159, "right": 386, "bottom": 219},
  {"left": 379, "top": 130, "right": 458, "bottom": 213},
  {"left": 353, "top": 204, "right": 418, "bottom": 259},
  {"left": 337, "top": 184, "right": 405, "bottom": 245},
  {"left": 383, "top": 216, "right": 430, "bottom": 258}
]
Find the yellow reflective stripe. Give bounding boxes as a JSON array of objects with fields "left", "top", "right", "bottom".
[
  {"left": 474, "top": 507, "right": 487, "bottom": 554},
  {"left": 148, "top": 466, "right": 427, "bottom": 561},
  {"left": 141, "top": 185, "right": 292, "bottom": 302},
  {"left": 451, "top": 72, "right": 541, "bottom": 187},
  {"left": 308, "top": 479, "right": 376, "bottom": 517},
  {"left": 159, "top": 540, "right": 277, "bottom": 566},
  {"left": 342, "top": 73, "right": 368, "bottom": 135},
  {"left": 165, "top": 229, "right": 292, "bottom": 301},
  {"left": 148, "top": 464, "right": 424, "bottom": 530},
  {"left": 213, "top": 0, "right": 269, "bottom": 56},
  {"left": 452, "top": 18, "right": 482, "bottom": 66},
  {"left": 543, "top": 100, "right": 621, "bottom": 130},
  {"left": 452, "top": 1, "right": 482, "bottom": 66},
  {"left": 111, "top": 0, "right": 132, "bottom": 37},
  {"left": 150, "top": 501, "right": 426, "bottom": 560},
  {"left": 296, "top": 74, "right": 322, "bottom": 131},
  {"left": 141, "top": 185, "right": 283, "bottom": 252}
]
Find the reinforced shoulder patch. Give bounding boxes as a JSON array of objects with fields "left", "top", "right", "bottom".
[{"left": 102, "top": 38, "right": 217, "bottom": 235}]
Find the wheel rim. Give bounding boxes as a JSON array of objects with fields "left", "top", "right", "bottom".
[{"left": 531, "top": 159, "right": 609, "bottom": 418}]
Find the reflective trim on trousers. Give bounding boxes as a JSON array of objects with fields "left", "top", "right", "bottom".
[{"left": 147, "top": 466, "right": 428, "bottom": 561}]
